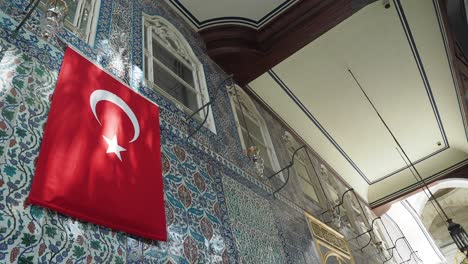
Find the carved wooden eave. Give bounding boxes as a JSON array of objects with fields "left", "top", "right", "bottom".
[{"left": 200, "top": 0, "right": 378, "bottom": 86}]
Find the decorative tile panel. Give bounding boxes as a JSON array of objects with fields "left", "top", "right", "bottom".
[
  {"left": 222, "top": 175, "right": 286, "bottom": 264},
  {"left": 0, "top": 40, "right": 126, "bottom": 264}
]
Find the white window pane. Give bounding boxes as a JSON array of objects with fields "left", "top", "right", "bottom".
[
  {"left": 236, "top": 108, "right": 263, "bottom": 140},
  {"left": 152, "top": 61, "right": 198, "bottom": 112},
  {"left": 152, "top": 39, "right": 195, "bottom": 87},
  {"left": 78, "top": 8, "right": 89, "bottom": 32},
  {"left": 298, "top": 177, "right": 319, "bottom": 202},
  {"left": 295, "top": 161, "right": 311, "bottom": 182}
]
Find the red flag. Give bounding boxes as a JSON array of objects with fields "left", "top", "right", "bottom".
[{"left": 27, "top": 48, "right": 167, "bottom": 241}]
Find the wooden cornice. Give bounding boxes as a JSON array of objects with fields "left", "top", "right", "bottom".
[{"left": 200, "top": 0, "right": 377, "bottom": 86}]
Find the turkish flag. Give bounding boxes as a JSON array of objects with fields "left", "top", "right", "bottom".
[{"left": 27, "top": 48, "right": 167, "bottom": 241}]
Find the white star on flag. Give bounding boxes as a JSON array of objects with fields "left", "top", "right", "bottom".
[{"left": 103, "top": 134, "right": 126, "bottom": 161}]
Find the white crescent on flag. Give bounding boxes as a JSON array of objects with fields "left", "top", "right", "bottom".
[
  {"left": 90, "top": 89, "right": 140, "bottom": 161},
  {"left": 90, "top": 89, "right": 140, "bottom": 143}
]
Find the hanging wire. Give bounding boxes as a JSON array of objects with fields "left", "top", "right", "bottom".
[
  {"left": 386, "top": 232, "right": 423, "bottom": 263},
  {"left": 395, "top": 147, "right": 449, "bottom": 227},
  {"left": 388, "top": 211, "right": 425, "bottom": 263},
  {"left": 348, "top": 68, "right": 450, "bottom": 222}
]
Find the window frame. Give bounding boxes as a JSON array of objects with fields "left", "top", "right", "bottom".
[
  {"left": 288, "top": 147, "right": 320, "bottom": 203},
  {"left": 228, "top": 85, "right": 282, "bottom": 179},
  {"left": 142, "top": 14, "right": 216, "bottom": 133},
  {"left": 39, "top": 0, "right": 100, "bottom": 45}
]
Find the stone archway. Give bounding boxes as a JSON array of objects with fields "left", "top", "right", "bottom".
[{"left": 406, "top": 178, "right": 468, "bottom": 263}]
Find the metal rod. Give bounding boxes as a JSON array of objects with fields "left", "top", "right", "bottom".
[
  {"left": 186, "top": 74, "right": 233, "bottom": 139},
  {"left": 268, "top": 145, "right": 306, "bottom": 179},
  {"left": 402, "top": 238, "right": 422, "bottom": 263},
  {"left": 396, "top": 148, "right": 449, "bottom": 227},
  {"left": 356, "top": 235, "right": 373, "bottom": 252},
  {"left": 272, "top": 167, "right": 291, "bottom": 196},
  {"left": 349, "top": 217, "right": 381, "bottom": 241},
  {"left": 348, "top": 68, "right": 450, "bottom": 221},
  {"left": 409, "top": 251, "right": 420, "bottom": 263},
  {"left": 269, "top": 145, "right": 307, "bottom": 195},
  {"left": 319, "top": 188, "right": 354, "bottom": 216},
  {"left": 24, "top": 0, "right": 37, "bottom": 11},
  {"left": 14, "top": 0, "right": 41, "bottom": 34},
  {"left": 383, "top": 246, "right": 394, "bottom": 263},
  {"left": 267, "top": 164, "right": 291, "bottom": 180},
  {"left": 377, "top": 216, "right": 406, "bottom": 262},
  {"left": 399, "top": 251, "right": 419, "bottom": 264}
]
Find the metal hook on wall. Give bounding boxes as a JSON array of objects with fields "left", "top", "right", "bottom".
[
  {"left": 349, "top": 217, "right": 381, "bottom": 241},
  {"left": 319, "top": 188, "right": 354, "bottom": 218},
  {"left": 186, "top": 74, "right": 234, "bottom": 140},
  {"left": 382, "top": 245, "right": 395, "bottom": 263},
  {"left": 399, "top": 250, "right": 419, "bottom": 264},
  {"left": 268, "top": 145, "right": 306, "bottom": 196}
]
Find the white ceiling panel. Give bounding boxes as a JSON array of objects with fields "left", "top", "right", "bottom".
[
  {"left": 165, "top": 0, "right": 298, "bottom": 29},
  {"left": 249, "top": 0, "right": 468, "bottom": 203}
]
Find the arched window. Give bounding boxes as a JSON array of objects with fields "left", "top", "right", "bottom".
[
  {"left": 142, "top": 15, "right": 215, "bottom": 131},
  {"left": 228, "top": 85, "right": 280, "bottom": 173}
]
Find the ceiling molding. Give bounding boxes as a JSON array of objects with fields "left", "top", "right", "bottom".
[
  {"left": 367, "top": 0, "right": 468, "bottom": 208},
  {"left": 370, "top": 158, "right": 468, "bottom": 208},
  {"left": 166, "top": 0, "right": 299, "bottom": 29},
  {"left": 200, "top": 0, "right": 380, "bottom": 86},
  {"left": 267, "top": 65, "right": 448, "bottom": 185},
  {"left": 257, "top": 0, "right": 455, "bottom": 185}
]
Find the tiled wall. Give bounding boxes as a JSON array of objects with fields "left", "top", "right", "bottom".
[
  {"left": 0, "top": 0, "right": 382, "bottom": 263},
  {"left": 223, "top": 176, "right": 286, "bottom": 264}
]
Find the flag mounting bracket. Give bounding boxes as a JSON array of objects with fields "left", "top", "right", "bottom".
[
  {"left": 268, "top": 145, "right": 306, "bottom": 196},
  {"left": 185, "top": 74, "right": 234, "bottom": 140}
]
